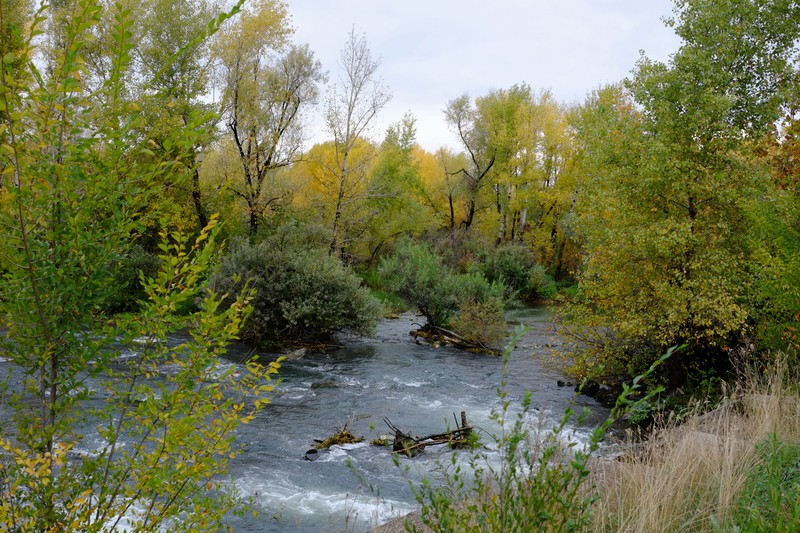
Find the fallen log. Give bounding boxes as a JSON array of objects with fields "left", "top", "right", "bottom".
[
  {"left": 384, "top": 411, "right": 475, "bottom": 457},
  {"left": 410, "top": 325, "right": 498, "bottom": 355}
]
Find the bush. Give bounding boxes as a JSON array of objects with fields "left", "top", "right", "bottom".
[
  {"left": 449, "top": 297, "right": 507, "bottom": 347},
  {"left": 379, "top": 241, "right": 505, "bottom": 329},
  {"left": 106, "top": 244, "right": 161, "bottom": 313},
  {"left": 209, "top": 237, "right": 381, "bottom": 342},
  {"left": 528, "top": 264, "right": 558, "bottom": 301},
  {"left": 474, "top": 242, "right": 538, "bottom": 301}
]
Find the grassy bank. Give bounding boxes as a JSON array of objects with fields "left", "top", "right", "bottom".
[{"left": 592, "top": 357, "right": 800, "bottom": 532}]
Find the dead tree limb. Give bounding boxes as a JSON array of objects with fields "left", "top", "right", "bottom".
[{"left": 384, "top": 411, "right": 474, "bottom": 457}]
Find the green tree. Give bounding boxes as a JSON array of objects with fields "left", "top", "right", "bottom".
[
  {"left": 566, "top": 0, "right": 800, "bottom": 384},
  {"left": 359, "top": 114, "right": 428, "bottom": 264},
  {"left": 135, "top": 0, "right": 223, "bottom": 231},
  {"left": 322, "top": 27, "right": 392, "bottom": 257},
  {"left": 215, "top": 2, "right": 324, "bottom": 235},
  {"left": 0, "top": 1, "right": 278, "bottom": 529}
]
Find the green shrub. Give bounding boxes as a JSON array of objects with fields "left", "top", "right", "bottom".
[
  {"left": 528, "top": 264, "right": 558, "bottom": 301},
  {"left": 474, "top": 242, "right": 538, "bottom": 301},
  {"left": 378, "top": 241, "right": 450, "bottom": 326},
  {"left": 379, "top": 241, "right": 505, "bottom": 329},
  {"left": 208, "top": 237, "right": 381, "bottom": 342},
  {"left": 106, "top": 244, "right": 161, "bottom": 313}
]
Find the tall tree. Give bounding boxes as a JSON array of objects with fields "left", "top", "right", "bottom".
[
  {"left": 566, "top": 0, "right": 800, "bottom": 384},
  {"left": 322, "top": 27, "right": 391, "bottom": 257},
  {"left": 359, "top": 114, "right": 428, "bottom": 263},
  {"left": 215, "top": 0, "right": 323, "bottom": 235},
  {"left": 444, "top": 94, "right": 495, "bottom": 231},
  {"left": 136, "top": 0, "right": 222, "bottom": 230}
]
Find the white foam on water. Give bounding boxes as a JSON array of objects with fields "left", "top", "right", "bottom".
[
  {"left": 391, "top": 377, "right": 428, "bottom": 387},
  {"left": 236, "top": 475, "right": 416, "bottom": 529},
  {"left": 339, "top": 376, "right": 367, "bottom": 388}
]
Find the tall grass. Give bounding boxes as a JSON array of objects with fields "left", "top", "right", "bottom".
[{"left": 591, "top": 354, "right": 800, "bottom": 532}]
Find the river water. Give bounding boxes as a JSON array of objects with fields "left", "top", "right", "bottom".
[
  {"left": 222, "top": 307, "right": 609, "bottom": 532},
  {"left": 0, "top": 307, "right": 610, "bottom": 532}
]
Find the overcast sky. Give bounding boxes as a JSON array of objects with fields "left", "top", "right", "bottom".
[{"left": 286, "top": 0, "right": 682, "bottom": 152}]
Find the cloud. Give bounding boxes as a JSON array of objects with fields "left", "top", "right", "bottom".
[{"left": 287, "top": 0, "right": 680, "bottom": 151}]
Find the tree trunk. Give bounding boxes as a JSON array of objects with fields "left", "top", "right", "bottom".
[{"left": 191, "top": 166, "right": 209, "bottom": 231}]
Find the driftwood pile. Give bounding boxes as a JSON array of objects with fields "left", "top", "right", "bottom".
[
  {"left": 313, "top": 422, "right": 364, "bottom": 449},
  {"left": 384, "top": 411, "right": 474, "bottom": 457},
  {"left": 411, "top": 325, "right": 498, "bottom": 354}
]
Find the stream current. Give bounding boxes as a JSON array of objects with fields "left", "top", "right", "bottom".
[
  {"left": 0, "top": 307, "right": 610, "bottom": 532},
  {"left": 223, "top": 307, "right": 609, "bottom": 532}
]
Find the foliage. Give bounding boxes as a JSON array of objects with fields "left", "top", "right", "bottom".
[
  {"left": 106, "top": 245, "right": 162, "bottom": 313},
  {"left": 528, "top": 264, "right": 558, "bottom": 301},
  {"left": 440, "top": 86, "right": 581, "bottom": 276},
  {"left": 208, "top": 231, "right": 381, "bottom": 342},
  {"left": 214, "top": 1, "right": 324, "bottom": 235},
  {"left": 449, "top": 298, "right": 507, "bottom": 347},
  {"left": 322, "top": 27, "right": 391, "bottom": 257},
  {"left": 358, "top": 115, "right": 429, "bottom": 264},
  {"left": 564, "top": 0, "right": 800, "bottom": 387},
  {"left": 407, "top": 331, "right": 673, "bottom": 533},
  {"left": 730, "top": 435, "right": 800, "bottom": 530},
  {"left": 0, "top": 1, "right": 281, "bottom": 530},
  {"left": 378, "top": 241, "right": 505, "bottom": 330},
  {"left": 2, "top": 223, "right": 280, "bottom": 532},
  {"left": 748, "top": 115, "right": 800, "bottom": 352},
  {"left": 469, "top": 242, "right": 558, "bottom": 302},
  {"left": 472, "top": 242, "right": 537, "bottom": 301}
]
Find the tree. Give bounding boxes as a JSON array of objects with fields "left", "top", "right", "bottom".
[
  {"left": 321, "top": 27, "right": 391, "bottom": 257},
  {"left": 444, "top": 94, "right": 495, "bottom": 231},
  {"left": 359, "top": 114, "right": 428, "bottom": 263},
  {"left": 416, "top": 147, "right": 470, "bottom": 232},
  {"left": 135, "top": 0, "right": 223, "bottom": 231},
  {"left": 214, "top": 0, "right": 323, "bottom": 236},
  {"left": 565, "top": 0, "right": 800, "bottom": 384},
  {"left": 0, "top": 0, "right": 30, "bottom": 187},
  {"left": 0, "top": 1, "right": 279, "bottom": 529}
]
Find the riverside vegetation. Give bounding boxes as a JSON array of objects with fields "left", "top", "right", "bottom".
[{"left": 1, "top": 0, "right": 798, "bottom": 531}]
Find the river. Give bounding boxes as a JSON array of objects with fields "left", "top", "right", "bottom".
[
  {"left": 0, "top": 307, "right": 610, "bottom": 532},
  {"left": 222, "top": 307, "right": 609, "bottom": 532}
]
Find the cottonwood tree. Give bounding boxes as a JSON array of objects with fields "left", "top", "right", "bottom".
[
  {"left": 0, "top": 1, "right": 279, "bottom": 529},
  {"left": 136, "top": 0, "right": 223, "bottom": 231},
  {"left": 359, "top": 115, "right": 428, "bottom": 263},
  {"left": 215, "top": 0, "right": 324, "bottom": 235},
  {"left": 444, "top": 94, "right": 495, "bottom": 232},
  {"left": 565, "top": 0, "right": 800, "bottom": 384},
  {"left": 321, "top": 27, "right": 391, "bottom": 257}
]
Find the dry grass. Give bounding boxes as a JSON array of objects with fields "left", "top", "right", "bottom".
[{"left": 591, "top": 356, "right": 800, "bottom": 532}]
